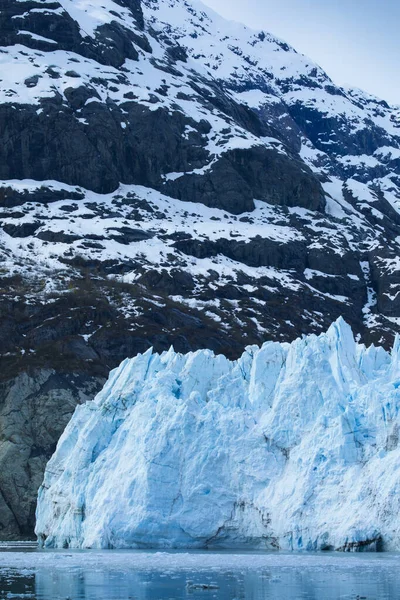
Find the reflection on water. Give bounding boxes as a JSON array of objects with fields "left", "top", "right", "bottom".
[
  {"left": 0, "top": 572, "right": 35, "bottom": 598},
  {"left": 0, "top": 550, "right": 400, "bottom": 599}
]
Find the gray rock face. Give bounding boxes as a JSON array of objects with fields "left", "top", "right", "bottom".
[
  {"left": 165, "top": 147, "right": 325, "bottom": 214},
  {"left": 0, "top": 370, "right": 102, "bottom": 539},
  {"left": 0, "top": 0, "right": 146, "bottom": 63},
  {"left": 0, "top": 90, "right": 324, "bottom": 214},
  {"left": 0, "top": 0, "right": 399, "bottom": 538}
]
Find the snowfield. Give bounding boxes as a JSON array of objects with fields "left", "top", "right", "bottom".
[{"left": 36, "top": 318, "right": 400, "bottom": 551}]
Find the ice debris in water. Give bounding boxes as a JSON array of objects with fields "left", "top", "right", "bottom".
[{"left": 36, "top": 318, "right": 400, "bottom": 551}]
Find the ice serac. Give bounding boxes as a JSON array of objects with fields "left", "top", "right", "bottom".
[{"left": 36, "top": 318, "right": 400, "bottom": 551}]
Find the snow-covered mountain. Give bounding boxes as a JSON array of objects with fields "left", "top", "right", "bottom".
[
  {"left": 0, "top": 0, "right": 400, "bottom": 539},
  {"left": 36, "top": 318, "right": 400, "bottom": 551}
]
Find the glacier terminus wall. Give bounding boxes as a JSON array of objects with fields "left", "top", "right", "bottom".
[{"left": 36, "top": 318, "right": 400, "bottom": 551}]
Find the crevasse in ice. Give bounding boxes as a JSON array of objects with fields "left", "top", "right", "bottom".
[{"left": 36, "top": 318, "right": 400, "bottom": 550}]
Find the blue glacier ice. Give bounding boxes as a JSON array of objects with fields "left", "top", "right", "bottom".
[{"left": 36, "top": 318, "right": 400, "bottom": 551}]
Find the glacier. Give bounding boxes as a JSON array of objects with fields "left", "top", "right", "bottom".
[{"left": 36, "top": 318, "right": 400, "bottom": 551}]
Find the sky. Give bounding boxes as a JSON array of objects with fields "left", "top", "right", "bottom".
[{"left": 202, "top": 0, "right": 400, "bottom": 105}]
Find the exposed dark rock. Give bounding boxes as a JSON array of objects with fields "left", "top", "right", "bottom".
[
  {"left": 0, "top": 185, "right": 84, "bottom": 208},
  {"left": 64, "top": 86, "right": 101, "bottom": 110},
  {"left": 107, "top": 226, "right": 155, "bottom": 244},
  {"left": 165, "top": 147, "right": 324, "bottom": 214},
  {"left": 113, "top": 0, "right": 145, "bottom": 29},
  {"left": 166, "top": 44, "right": 188, "bottom": 63},
  {"left": 0, "top": 370, "right": 103, "bottom": 539},
  {"left": 2, "top": 222, "right": 41, "bottom": 238},
  {"left": 24, "top": 75, "right": 39, "bottom": 88},
  {"left": 0, "top": 0, "right": 148, "bottom": 65},
  {"left": 35, "top": 231, "right": 81, "bottom": 244},
  {"left": 288, "top": 102, "right": 392, "bottom": 156}
]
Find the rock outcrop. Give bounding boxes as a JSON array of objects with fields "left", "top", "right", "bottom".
[{"left": 0, "top": 370, "right": 102, "bottom": 539}]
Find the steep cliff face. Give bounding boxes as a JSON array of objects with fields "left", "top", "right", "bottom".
[
  {"left": 0, "top": 370, "right": 102, "bottom": 539},
  {"left": 0, "top": 0, "right": 400, "bottom": 537},
  {"left": 36, "top": 319, "right": 400, "bottom": 551}
]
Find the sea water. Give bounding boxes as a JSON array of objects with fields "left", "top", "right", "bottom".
[{"left": 0, "top": 544, "right": 399, "bottom": 599}]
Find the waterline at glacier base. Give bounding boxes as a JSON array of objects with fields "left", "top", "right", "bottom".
[{"left": 36, "top": 318, "right": 400, "bottom": 551}]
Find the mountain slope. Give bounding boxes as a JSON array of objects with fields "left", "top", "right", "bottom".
[{"left": 0, "top": 0, "right": 400, "bottom": 538}]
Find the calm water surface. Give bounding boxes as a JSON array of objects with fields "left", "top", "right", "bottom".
[{"left": 0, "top": 544, "right": 399, "bottom": 600}]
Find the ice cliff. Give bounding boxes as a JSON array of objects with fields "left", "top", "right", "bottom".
[{"left": 36, "top": 318, "right": 400, "bottom": 551}]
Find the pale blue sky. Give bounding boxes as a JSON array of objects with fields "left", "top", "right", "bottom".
[{"left": 203, "top": 0, "right": 400, "bottom": 105}]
